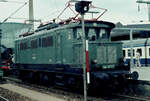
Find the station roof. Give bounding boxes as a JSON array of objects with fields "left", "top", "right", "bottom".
[{"left": 111, "top": 22, "right": 150, "bottom": 41}]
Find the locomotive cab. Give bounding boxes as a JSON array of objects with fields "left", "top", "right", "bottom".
[
  {"left": 73, "top": 21, "right": 129, "bottom": 70},
  {"left": 72, "top": 21, "right": 131, "bottom": 87}
]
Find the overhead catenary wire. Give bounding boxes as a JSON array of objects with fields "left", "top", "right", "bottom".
[
  {"left": 1, "top": 1, "right": 28, "bottom": 24},
  {"left": 9, "top": 17, "right": 28, "bottom": 20},
  {"left": 1, "top": 0, "right": 27, "bottom": 4}
]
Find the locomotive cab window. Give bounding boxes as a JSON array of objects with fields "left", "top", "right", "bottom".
[
  {"left": 73, "top": 28, "right": 88, "bottom": 40},
  {"left": 85, "top": 28, "right": 108, "bottom": 41},
  {"left": 88, "top": 28, "right": 96, "bottom": 41},
  {"left": 76, "top": 28, "right": 82, "bottom": 40},
  {"left": 99, "top": 29, "right": 107, "bottom": 39},
  {"left": 95, "top": 28, "right": 108, "bottom": 40},
  {"left": 73, "top": 28, "right": 109, "bottom": 41}
]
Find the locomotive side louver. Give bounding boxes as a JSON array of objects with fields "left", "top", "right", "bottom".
[{"left": 97, "top": 45, "right": 117, "bottom": 64}]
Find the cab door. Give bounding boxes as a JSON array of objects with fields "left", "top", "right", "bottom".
[{"left": 55, "top": 32, "right": 62, "bottom": 64}]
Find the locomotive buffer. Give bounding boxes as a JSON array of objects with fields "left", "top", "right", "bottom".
[{"left": 75, "top": 1, "right": 91, "bottom": 101}]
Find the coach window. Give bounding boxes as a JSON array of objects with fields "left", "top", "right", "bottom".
[
  {"left": 149, "top": 48, "right": 150, "bottom": 56},
  {"left": 123, "top": 50, "right": 126, "bottom": 57},
  {"left": 137, "top": 49, "right": 142, "bottom": 56},
  {"left": 133, "top": 49, "right": 135, "bottom": 56},
  {"left": 127, "top": 49, "right": 135, "bottom": 57},
  {"left": 128, "top": 49, "right": 131, "bottom": 57}
]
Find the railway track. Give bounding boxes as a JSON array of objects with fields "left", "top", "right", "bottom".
[
  {"left": 112, "top": 94, "right": 150, "bottom": 101},
  {"left": 3, "top": 76, "right": 150, "bottom": 101},
  {"left": 0, "top": 96, "right": 10, "bottom": 101}
]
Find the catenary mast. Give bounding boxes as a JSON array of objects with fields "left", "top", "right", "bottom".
[
  {"left": 137, "top": 0, "right": 150, "bottom": 21},
  {"left": 29, "top": 0, "right": 34, "bottom": 30}
]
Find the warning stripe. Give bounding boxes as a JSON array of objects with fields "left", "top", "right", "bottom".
[
  {"left": 87, "top": 72, "right": 90, "bottom": 84},
  {"left": 86, "top": 40, "right": 90, "bottom": 84},
  {"left": 86, "top": 51, "right": 89, "bottom": 72}
]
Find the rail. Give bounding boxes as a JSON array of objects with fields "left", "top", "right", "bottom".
[
  {"left": 0, "top": 96, "right": 9, "bottom": 101},
  {"left": 113, "top": 94, "right": 150, "bottom": 101}
]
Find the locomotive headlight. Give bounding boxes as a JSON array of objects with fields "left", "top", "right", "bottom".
[
  {"left": 93, "top": 23, "right": 97, "bottom": 27},
  {"left": 93, "top": 59, "right": 97, "bottom": 64}
]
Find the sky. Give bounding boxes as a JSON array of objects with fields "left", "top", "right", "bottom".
[{"left": 0, "top": 0, "right": 149, "bottom": 26}]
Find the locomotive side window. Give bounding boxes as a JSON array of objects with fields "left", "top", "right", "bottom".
[
  {"left": 39, "top": 38, "right": 41, "bottom": 47},
  {"left": 42, "top": 37, "right": 47, "bottom": 47},
  {"left": 20, "top": 42, "right": 28, "bottom": 50},
  {"left": 47, "top": 36, "right": 53, "bottom": 46},
  {"left": 42, "top": 36, "right": 53, "bottom": 47},
  {"left": 31, "top": 39, "right": 38, "bottom": 49}
]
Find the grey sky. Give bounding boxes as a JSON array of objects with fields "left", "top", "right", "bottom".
[{"left": 0, "top": 0, "right": 149, "bottom": 25}]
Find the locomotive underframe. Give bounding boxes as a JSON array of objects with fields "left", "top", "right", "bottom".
[{"left": 12, "top": 63, "right": 131, "bottom": 90}]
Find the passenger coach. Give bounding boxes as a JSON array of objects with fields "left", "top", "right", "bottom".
[{"left": 123, "top": 38, "right": 150, "bottom": 66}]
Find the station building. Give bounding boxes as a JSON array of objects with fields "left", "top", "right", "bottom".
[{"left": 0, "top": 22, "right": 31, "bottom": 49}]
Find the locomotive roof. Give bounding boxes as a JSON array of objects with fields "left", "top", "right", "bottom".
[{"left": 16, "top": 20, "right": 115, "bottom": 41}]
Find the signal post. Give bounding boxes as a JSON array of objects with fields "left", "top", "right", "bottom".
[{"left": 75, "top": 1, "right": 91, "bottom": 101}]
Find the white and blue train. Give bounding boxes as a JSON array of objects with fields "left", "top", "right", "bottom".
[{"left": 122, "top": 38, "right": 150, "bottom": 67}]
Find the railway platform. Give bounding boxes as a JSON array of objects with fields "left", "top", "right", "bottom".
[
  {"left": 131, "top": 67, "right": 150, "bottom": 81},
  {"left": 0, "top": 83, "right": 65, "bottom": 101}
]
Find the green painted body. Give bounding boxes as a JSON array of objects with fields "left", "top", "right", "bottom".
[
  {"left": 0, "top": 69, "right": 3, "bottom": 77},
  {"left": 15, "top": 21, "right": 123, "bottom": 70}
]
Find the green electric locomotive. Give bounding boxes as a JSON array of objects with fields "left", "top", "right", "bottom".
[
  {"left": 13, "top": 20, "right": 131, "bottom": 89},
  {"left": 12, "top": 1, "right": 133, "bottom": 90}
]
